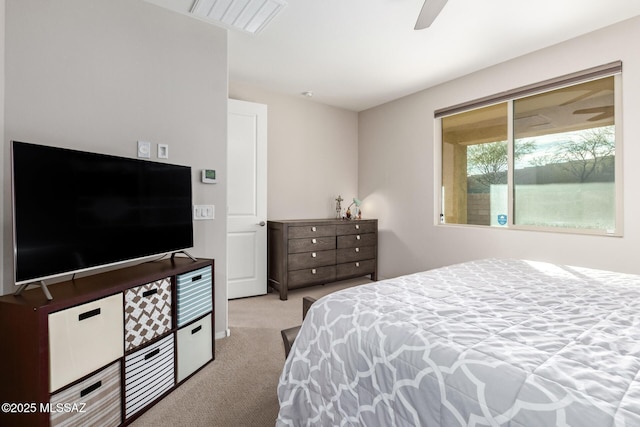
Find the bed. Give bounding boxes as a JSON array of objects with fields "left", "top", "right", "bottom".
[{"left": 277, "top": 258, "right": 640, "bottom": 426}]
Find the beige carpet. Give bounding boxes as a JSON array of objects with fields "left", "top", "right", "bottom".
[{"left": 131, "top": 278, "right": 369, "bottom": 427}]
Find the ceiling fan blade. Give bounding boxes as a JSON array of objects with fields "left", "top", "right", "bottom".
[
  {"left": 415, "top": 0, "right": 448, "bottom": 30},
  {"left": 573, "top": 106, "right": 614, "bottom": 122}
]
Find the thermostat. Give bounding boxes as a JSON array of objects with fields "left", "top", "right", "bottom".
[{"left": 201, "top": 169, "right": 217, "bottom": 184}]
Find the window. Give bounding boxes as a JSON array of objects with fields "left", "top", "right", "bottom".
[{"left": 438, "top": 64, "right": 621, "bottom": 235}]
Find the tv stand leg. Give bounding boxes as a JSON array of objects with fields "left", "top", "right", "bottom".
[
  {"left": 171, "top": 250, "right": 197, "bottom": 262},
  {"left": 14, "top": 280, "right": 53, "bottom": 300}
]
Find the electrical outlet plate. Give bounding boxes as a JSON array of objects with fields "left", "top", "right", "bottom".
[{"left": 158, "top": 144, "right": 169, "bottom": 159}]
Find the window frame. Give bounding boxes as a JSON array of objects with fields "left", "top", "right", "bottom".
[{"left": 435, "top": 66, "right": 623, "bottom": 237}]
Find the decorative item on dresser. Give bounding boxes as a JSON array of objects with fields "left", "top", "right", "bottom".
[
  {"left": 267, "top": 219, "right": 377, "bottom": 300},
  {"left": 335, "top": 195, "right": 344, "bottom": 219},
  {"left": 0, "top": 257, "right": 214, "bottom": 427},
  {"left": 345, "top": 197, "right": 361, "bottom": 220}
]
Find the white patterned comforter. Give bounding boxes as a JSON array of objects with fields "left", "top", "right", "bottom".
[{"left": 277, "top": 258, "right": 640, "bottom": 426}]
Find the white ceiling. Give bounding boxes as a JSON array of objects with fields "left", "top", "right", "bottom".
[{"left": 145, "top": 0, "right": 640, "bottom": 112}]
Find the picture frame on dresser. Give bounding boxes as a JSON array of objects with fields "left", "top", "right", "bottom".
[
  {"left": 267, "top": 219, "right": 378, "bottom": 300},
  {"left": 0, "top": 257, "right": 215, "bottom": 427}
]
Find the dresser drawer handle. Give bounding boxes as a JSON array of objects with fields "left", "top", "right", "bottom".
[
  {"left": 311, "top": 238, "right": 317, "bottom": 244},
  {"left": 311, "top": 226, "right": 317, "bottom": 232},
  {"left": 355, "top": 224, "right": 360, "bottom": 230},
  {"left": 192, "top": 325, "right": 202, "bottom": 335},
  {"left": 78, "top": 308, "right": 101, "bottom": 321},
  {"left": 355, "top": 248, "right": 360, "bottom": 253},
  {"left": 80, "top": 380, "right": 102, "bottom": 398},
  {"left": 356, "top": 235, "right": 361, "bottom": 240},
  {"left": 191, "top": 275, "right": 202, "bottom": 282},
  {"left": 355, "top": 262, "right": 360, "bottom": 267},
  {"left": 143, "top": 288, "right": 158, "bottom": 298},
  {"left": 144, "top": 348, "right": 160, "bottom": 360},
  {"left": 311, "top": 252, "right": 317, "bottom": 258},
  {"left": 311, "top": 269, "right": 317, "bottom": 274}
]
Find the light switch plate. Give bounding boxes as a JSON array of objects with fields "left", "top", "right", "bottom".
[{"left": 193, "top": 205, "right": 215, "bottom": 220}]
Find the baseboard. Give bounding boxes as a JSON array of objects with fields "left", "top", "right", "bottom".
[{"left": 215, "top": 328, "right": 231, "bottom": 340}]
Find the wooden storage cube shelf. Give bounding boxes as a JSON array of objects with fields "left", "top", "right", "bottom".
[
  {"left": 268, "top": 219, "right": 377, "bottom": 300},
  {"left": 176, "top": 266, "right": 213, "bottom": 328},
  {"left": 124, "top": 277, "right": 172, "bottom": 352},
  {"left": 50, "top": 361, "right": 122, "bottom": 427},
  {"left": 0, "top": 257, "right": 214, "bottom": 427},
  {"left": 177, "top": 313, "right": 213, "bottom": 383},
  {"left": 48, "top": 293, "right": 124, "bottom": 393},
  {"left": 124, "top": 334, "right": 175, "bottom": 419}
]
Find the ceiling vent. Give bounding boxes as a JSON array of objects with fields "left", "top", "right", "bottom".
[{"left": 190, "top": 0, "right": 287, "bottom": 35}]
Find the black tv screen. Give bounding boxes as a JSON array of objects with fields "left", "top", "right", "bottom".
[{"left": 12, "top": 141, "right": 194, "bottom": 285}]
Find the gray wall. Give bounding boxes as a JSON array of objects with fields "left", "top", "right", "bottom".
[
  {"left": 359, "top": 16, "right": 640, "bottom": 279},
  {"left": 1, "top": 0, "right": 230, "bottom": 336},
  {"left": 229, "top": 81, "right": 359, "bottom": 220}
]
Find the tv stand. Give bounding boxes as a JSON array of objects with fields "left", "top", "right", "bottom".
[
  {"left": 13, "top": 280, "right": 53, "bottom": 301},
  {"left": 171, "top": 250, "right": 197, "bottom": 262},
  {"left": 0, "top": 257, "right": 214, "bottom": 426}
]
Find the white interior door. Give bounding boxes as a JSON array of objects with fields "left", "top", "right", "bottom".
[{"left": 227, "top": 99, "right": 267, "bottom": 299}]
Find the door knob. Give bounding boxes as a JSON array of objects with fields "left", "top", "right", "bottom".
[{"left": 258, "top": 221, "right": 266, "bottom": 226}]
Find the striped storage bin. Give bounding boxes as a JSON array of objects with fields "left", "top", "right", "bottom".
[
  {"left": 50, "top": 361, "right": 121, "bottom": 427},
  {"left": 176, "top": 266, "right": 213, "bottom": 327},
  {"left": 124, "top": 334, "right": 174, "bottom": 419},
  {"left": 124, "top": 277, "right": 172, "bottom": 351}
]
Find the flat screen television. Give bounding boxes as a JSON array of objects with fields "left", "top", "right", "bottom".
[{"left": 11, "top": 141, "right": 194, "bottom": 286}]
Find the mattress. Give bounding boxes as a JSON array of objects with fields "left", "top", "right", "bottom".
[{"left": 277, "top": 258, "right": 640, "bottom": 426}]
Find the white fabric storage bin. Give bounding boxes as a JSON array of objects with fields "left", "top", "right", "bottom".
[
  {"left": 48, "top": 293, "right": 124, "bottom": 392},
  {"left": 50, "top": 361, "right": 121, "bottom": 427},
  {"left": 124, "top": 334, "right": 175, "bottom": 419},
  {"left": 176, "top": 266, "right": 212, "bottom": 327},
  {"left": 176, "top": 313, "right": 213, "bottom": 382}
]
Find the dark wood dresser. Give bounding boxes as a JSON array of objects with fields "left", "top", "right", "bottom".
[{"left": 267, "top": 219, "right": 377, "bottom": 300}]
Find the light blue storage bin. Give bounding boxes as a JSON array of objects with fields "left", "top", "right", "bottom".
[{"left": 176, "top": 266, "right": 213, "bottom": 327}]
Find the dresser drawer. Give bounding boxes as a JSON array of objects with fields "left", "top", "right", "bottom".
[
  {"left": 49, "top": 293, "right": 124, "bottom": 392},
  {"left": 176, "top": 266, "right": 213, "bottom": 328},
  {"left": 288, "top": 250, "right": 336, "bottom": 270},
  {"left": 124, "top": 277, "right": 172, "bottom": 352},
  {"left": 337, "top": 233, "right": 376, "bottom": 249},
  {"left": 177, "top": 314, "right": 213, "bottom": 383},
  {"left": 288, "top": 224, "right": 336, "bottom": 238},
  {"left": 288, "top": 266, "right": 336, "bottom": 288},
  {"left": 336, "top": 246, "right": 376, "bottom": 263},
  {"left": 336, "top": 259, "right": 376, "bottom": 280},
  {"left": 288, "top": 237, "right": 335, "bottom": 254},
  {"left": 124, "top": 334, "right": 175, "bottom": 419},
  {"left": 336, "top": 221, "right": 376, "bottom": 235},
  {"left": 50, "top": 361, "right": 121, "bottom": 427}
]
